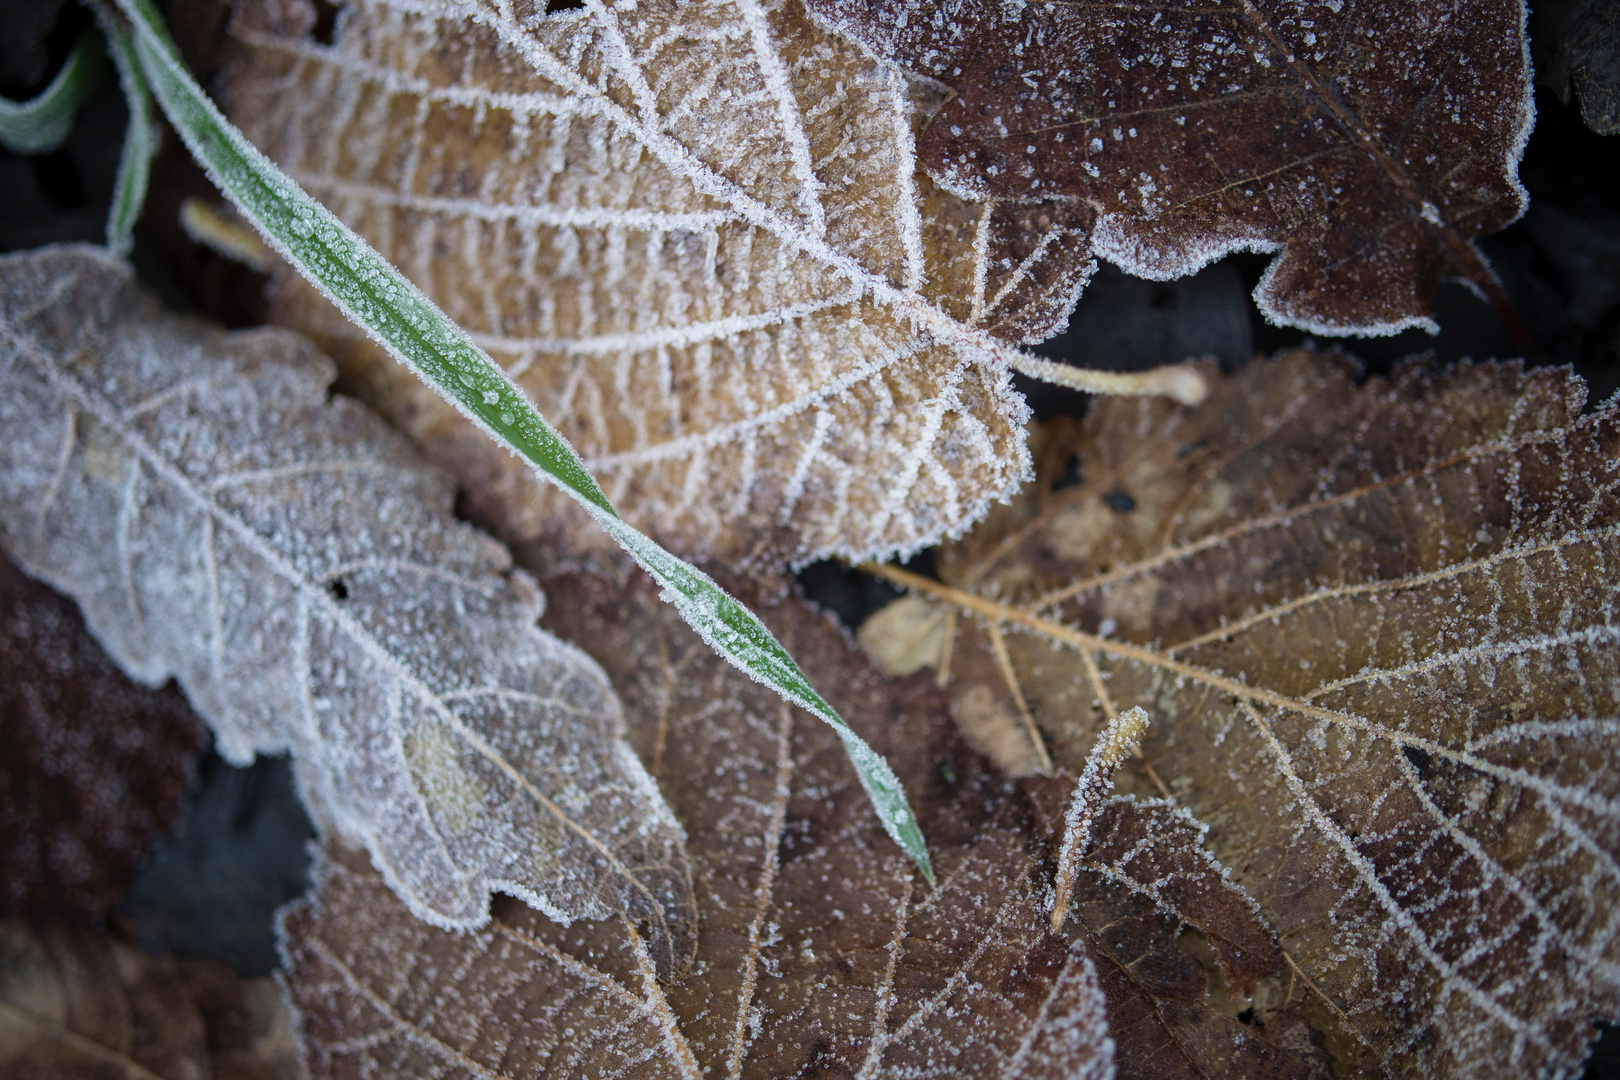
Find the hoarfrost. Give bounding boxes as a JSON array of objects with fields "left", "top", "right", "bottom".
[
  {"left": 276, "top": 566, "right": 1119, "bottom": 1078},
  {"left": 219, "top": 0, "right": 1127, "bottom": 567},
  {"left": 0, "top": 246, "right": 695, "bottom": 974},
  {"left": 810, "top": 0, "right": 1535, "bottom": 337},
  {"left": 876, "top": 352, "right": 1620, "bottom": 1079}
]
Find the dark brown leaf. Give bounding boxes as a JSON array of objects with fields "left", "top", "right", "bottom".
[
  {"left": 809, "top": 0, "right": 1533, "bottom": 336},
  {"left": 277, "top": 566, "right": 1116, "bottom": 1078},
  {"left": 1018, "top": 778, "right": 1335, "bottom": 1080},
  {"left": 0, "top": 549, "right": 205, "bottom": 922},
  {"left": 0, "top": 920, "right": 302, "bottom": 1080},
  {"left": 865, "top": 352, "right": 1620, "bottom": 1077}
]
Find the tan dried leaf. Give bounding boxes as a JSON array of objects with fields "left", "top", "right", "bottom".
[
  {"left": 277, "top": 565, "right": 1117, "bottom": 1078},
  {"left": 0, "top": 246, "right": 693, "bottom": 972},
  {"left": 0, "top": 920, "right": 302, "bottom": 1080},
  {"left": 218, "top": 0, "right": 1193, "bottom": 567},
  {"left": 870, "top": 352, "right": 1620, "bottom": 1078}
]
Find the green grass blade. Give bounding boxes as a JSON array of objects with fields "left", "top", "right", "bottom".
[
  {"left": 110, "top": 0, "right": 934, "bottom": 884},
  {"left": 0, "top": 30, "right": 106, "bottom": 156},
  {"left": 99, "top": 21, "right": 157, "bottom": 257}
]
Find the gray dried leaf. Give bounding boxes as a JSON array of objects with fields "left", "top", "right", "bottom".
[{"left": 0, "top": 245, "right": 694, "bottom": 974}]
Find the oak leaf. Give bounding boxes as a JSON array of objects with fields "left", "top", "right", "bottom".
[
  {"left": 0, "top": 245, "right": 694, "bottom": 973},
  {"left": 0, "top": 548, "right": 206, "bottom": 922},
  {"left": 809, "top": 0, "right": 1534, "bottom": 336},
  {"left": 866, "top": 352, "right": 1620, "bottom": 1077},
  {"left": 217, "top": 0, "right": 1190, "bottom": 567},
  {"left": 0, "top": 919, "right": 302, "bottom": 1080},
  {"left": 277, "top": 564, "right": 1127, "bottom": 1079}
]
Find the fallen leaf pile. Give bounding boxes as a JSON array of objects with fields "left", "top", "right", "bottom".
[
  {"left": 4, "top": 1, "right": 1617, "bottom": 1078},
  {"left": 217, "top": 0, "right": 1537, "bottom": 570},
  {"left": 861, "top": 351, "right": 1620, "bottom": 1078},
  {"left": 277, "top": 560, "right": 1334, "bottom": 1078},
  {"left": 0, "top": 246, "right": 691, "bottom": 971}
]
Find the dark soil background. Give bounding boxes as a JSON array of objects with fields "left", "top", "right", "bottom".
[{"left": 1, "top": 0, "right": 1616, "bottom": 1073}]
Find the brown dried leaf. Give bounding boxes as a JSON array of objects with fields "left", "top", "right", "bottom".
[
  {"left": 277, "top": 566, "right": 1118, "bottom": 1078},
  {"left": 1032, "top": 791, "right": 1333, "bottom": 1080},
  {"left": 0, "top": 920, "right": 303, "bottom": 1080},
  {"left": 215, "top": 0, "right": 1156, "bottom": 567},
  {"left": 0, "top": 548, "right": 205, "bottom": 923},
  {"left": 809, "top": 0, "right": 1534, "bottom": 336},
  {"left": 871, "top": 352, "right": 1620, "bottom": 1077}
]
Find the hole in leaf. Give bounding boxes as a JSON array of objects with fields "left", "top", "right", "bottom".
[
  {"left": 1104, "top": 490, "right": 1136, "bottom": 514},
  {"left": 545, "top": 0, "right": 586, "bottom": 12},
  {"left": 327, "top": 578, "right": 349, "bottom": 601},
  {"left": 310, "top": 0, "right": 343, "bottom": 45},
  {"left": 1403, "top": 745, "right": 1435, "bottom": 781},
  {"left": 1052, "top": 453, "right": 1083, "bottom": 491},
  {"left": 1237, "top": 1007, "right": 1256, "bottom": 1025}
]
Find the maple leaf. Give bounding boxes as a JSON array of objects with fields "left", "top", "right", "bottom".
[
  {"left": 218, "top": 0, "right": 1203, "bottom": 568},
  {"left": 0, "top": 245, "right": 695, "bottom": 974},
  {"left": 0, "top": 918, "right": 302, "bottom": 1080},
  {"left": 809, "top": 0, "right": 1535, "bottom": 338},
  {"left": 862, "top": 352, "right": 1620, "bottom": 1077},
  {"left": 0, "top": 547, "right": 206, "bottom": 922}
]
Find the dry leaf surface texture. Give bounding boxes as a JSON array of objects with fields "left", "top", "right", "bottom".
[
  {"left": 810, "top": 0, "right": 1535, "bottom": 336},
  {"left": 862, "top": 353, "right": 1620, "bottom": 1079},
  {"left": 0, "top": 245, "right": 694, "bottom": 973},
  {"left": 275, "top": 564, "right": 1147, "bottom": 1078},
  {"left": 218, "top": 0, "right": 1135, "bottom": 566}
]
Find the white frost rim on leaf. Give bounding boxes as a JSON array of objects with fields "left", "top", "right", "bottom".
[{"left": 109, "top": 0, "right": 935, "bottom": 883}]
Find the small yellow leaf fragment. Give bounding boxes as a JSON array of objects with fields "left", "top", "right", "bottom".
[
  {"left": 1050, "top": 705, "right": 1150, "bottom": 932},
  {"left": 856, "top": 595, "right": 947, "bottom": 676},
  {"left": 178, "top": 197, "right": 272, "bottom": 272}
]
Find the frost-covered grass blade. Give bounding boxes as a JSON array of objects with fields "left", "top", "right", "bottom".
[
  {"left": 109, "top": 0, "right": 933, "bottom": 883},
  {"left": 0, "top": 29, "right": 104, "bottom": 156},
  {"left": 98, "top": 20, "right": 157, "bottom": 257}
]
